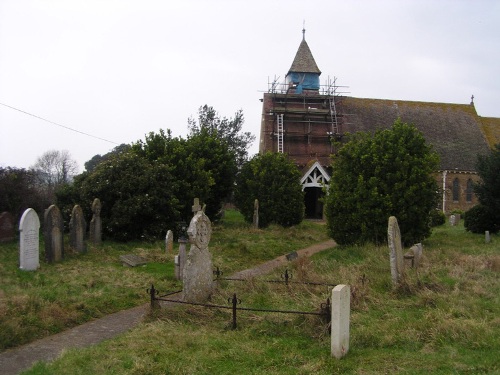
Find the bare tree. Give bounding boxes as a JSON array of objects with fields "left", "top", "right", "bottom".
[{"left": 32, "top": 150, "right": 78, "bottom": 202}]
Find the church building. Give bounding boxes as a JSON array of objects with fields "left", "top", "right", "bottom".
[{"left": 259, "top": 30, "right": 500, "bottom": 218}]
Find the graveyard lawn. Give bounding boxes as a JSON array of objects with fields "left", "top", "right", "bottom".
[
  {"left": 21, "top": 221, "right": 500, "bottom": 374},
  {"left": 0, "top": 209, "right": 329, "bottom": 350}
]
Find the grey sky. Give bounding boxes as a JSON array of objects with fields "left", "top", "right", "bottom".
[{"left": 1, "top": 0, "right": 499, "bottom": 172}]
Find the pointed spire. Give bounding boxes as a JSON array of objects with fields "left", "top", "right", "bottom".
[{"left": 287, "top": 27, "right": 321, "bottom": 75}]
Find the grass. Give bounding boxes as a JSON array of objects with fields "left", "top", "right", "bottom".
[
  {"left": 0, "top": 209, "right": 329, "bottom": 350},
  {"left": 2, "top": 211, "right": 500, "bottom": 373}
]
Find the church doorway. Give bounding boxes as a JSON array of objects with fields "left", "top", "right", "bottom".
[{"left": 304, "top": 187, "right": 324, "bottom": 219}]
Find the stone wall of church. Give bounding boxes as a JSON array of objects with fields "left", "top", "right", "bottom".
[{"left": 437, "top": 171, "right": 481, "bottom": 214}]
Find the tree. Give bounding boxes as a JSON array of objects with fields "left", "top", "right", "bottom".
[
  {"left": 76, "top": 150, "right": 180, "bottom": 241},
  {"left": 235, "top": 152, "right": 304, "bottom": 228},
  {"left": 84, "top": 144, "right": 131, "bottom": 173},
  {"left": 465, "top": 143, "right": 500, "bottom": 233},
  {"left": 325, "top": 120, "right": 440, "bottom": 246},
  {"left": 188, "top": 105, "right": 255, "bottom": 169},
  {"left": 32, "top": 150, "right": 78, "bottom": 204},
  {"left": 0, "top": 167, "right": 43, "bottom": 221},
  {"left": 133, "top": 128, "right": 237, "bottom": 222}
]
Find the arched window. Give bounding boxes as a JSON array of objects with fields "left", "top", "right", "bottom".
[
  {"left": 466, "top": 179, "right": 473, "bottom": 203},
  {"left": 452, "top": 178, "right": 460, "bottom": 202}
]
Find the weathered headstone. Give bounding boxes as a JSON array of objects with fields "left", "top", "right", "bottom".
[
  {"left": 253, "top": 199, "right": 259, "bottom": 229},
  {"left": 120, "top": 254, "right": 147, "bottom": 267},
  {"left": 449, "top": 214, "right": 457, "bottom": 226},
  {"left": 69, "top": 205, "right": 87, "bottom": 253},
  {"left": 191, "top": 198, "right": 201, "bottom": 214},
  {"left": 89, "top": 198, "right": 102, "bottom": 246},
  {"left": 0, "top": 212, "right": 15, "bottom": 242},
  {"left": 387, "top": 216, "right": 404, "bottom": 285},
  {"left": 485, "top": 231, "right": 491, "bottom": 243},
  {"left": 182, "top": 210, "right": 214, "bottom": 303},
  {"left": 405, "top": 243, "right": 423, "bottom": 268},
  {"left": 331, "top": 284, "right": 350, "bottom": 359},
  {"left": 44, "top": 205, "right": 64, "bottom": 263},
  {"left": 19, "top": 208, "right": 40, "bottom": 271},
  {"left": 165, "top": 230, "right": 173, "bottom": 254}
]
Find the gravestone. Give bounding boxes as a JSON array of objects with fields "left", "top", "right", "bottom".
[
  {"left": 69, "top": 205, "right": 87, "bottom": 253},
  {"left": 182, "top": 210, "right": 214, "bottom": 303},
  {"left": 387, "top": 216, "right": 404, "bottom": 285},
  {"left": 191, "top": 198, "right": 201, "bottom": 214},
  {"left": 120, "top": 254, "right": 147, "bottom": 267},
  {"left": 165, "top": 230, "right": 173, "bottom": 253},
  {"left": 89, "top": 198, "right": 102, "bottom": 246},
  {"left": 253, "top": 199, "right": 259, "bottom": 229},
  {"left": 449, "top": 214, "right": 457, "bottom": 226},
  {"left": 0, "top": 212, "right": 15, "bottom": 242},
  {"left": 485, "top": 231, "right": 491, "bottom": 243},
  {"left": 44, "top": 205, "right": 64, "bottom": 263},
  {"left": 19, "top": 208, "right": 40, "bottom": 271},
  {"left": 405, "top": 243, "right": 423, "bottom": 268},
  {"left": 331, "top": 284, "right": 350, "bottom": 359}
]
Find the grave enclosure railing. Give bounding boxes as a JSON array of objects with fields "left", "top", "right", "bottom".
[{"left": 147, "top": 268, "right": 336, "bottom": 330}]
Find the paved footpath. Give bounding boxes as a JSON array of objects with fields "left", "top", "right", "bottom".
[{"left": 0, "top": 239, "right": 335, "bottom": 375}]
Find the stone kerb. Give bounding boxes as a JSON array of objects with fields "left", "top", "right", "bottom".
[
  {"left": 70, "top": 205, "right": 87, "bottom": 253},
  {"left": 44, "top": 205, "right": 64, "bottom": 263},
  {"left": 182, "top": 211, "right": 214, "bottom": 303},
  {"left": 19, "top": 208, "right": 40, "bottom": 271},
  {"left": 331, "top": 284, "right": 350, "bottom": 359},
  {"left": 388, "top": 216, "right": 405, "bottom": 285}
]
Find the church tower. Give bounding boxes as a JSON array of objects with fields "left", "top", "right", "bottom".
[{"left": 259, "top": 29, "right": 343, "bottom": 218}]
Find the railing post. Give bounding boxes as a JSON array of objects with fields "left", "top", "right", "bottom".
[
  {"left": 231, "top": 293, "right": 238, "bottom": 330},
  {"left": 148, "top": 284, "right": 157, "bottom": 309}
]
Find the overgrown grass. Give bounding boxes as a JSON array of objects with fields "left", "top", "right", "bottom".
[
  {"left": 0, "top": 209, "right": 329, "bottom": 350},
  {"left": 20, "top": 219, "right": 500, "bottom": 374}
]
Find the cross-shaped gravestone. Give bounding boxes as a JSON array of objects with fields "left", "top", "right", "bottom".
[
  {"left": 182, "top": 210, "right": 213, "bottom": 303},
  {"left": 192, "top": 198, "right": 202, "bottom": 214}
]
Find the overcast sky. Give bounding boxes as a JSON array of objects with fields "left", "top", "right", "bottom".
[{"left": 1, "top": 0, "right": 499, "bottom": 172}]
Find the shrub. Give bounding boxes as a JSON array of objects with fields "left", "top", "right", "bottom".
[
  {"left": 429, "top": 209, "right": 446, "bottom": 227},
  {"left": 464, "top": 205, "right": 499, "bottom": 234}
]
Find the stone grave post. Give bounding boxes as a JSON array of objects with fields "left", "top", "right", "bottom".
[
  {"left": 0, "top": 212, "right": 15, "bottom": 242},
  {"left": 253, "top": 199, "right": 259, "bottom": 229},
  {"left": 485, "top": 231, "right": 491, "bottom": 243},
  {"left": 388, "top": 216, "right": 405, "bottom": 285},
  {"left": 331, "top": 284, "right": 350, "bottom": 359},
  {"left": 70, "top": 205, "right": 87, "bottom": 253},
  {"left": 165, "top": 230, "right": 173, "bottom": 254},
  {"left": 182, "top": 210, "right": 214, "bottom": 303},
  {"left": 89, "top": 198, "right": 102, "bottom": 246},
  {"left": 19, "top": 208, "right": 40, "bottom": 271},
  {"left": 44, "top": 205, "right": 64, "bottom": 263}
]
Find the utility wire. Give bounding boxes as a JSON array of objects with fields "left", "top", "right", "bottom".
[{"left": 0, "top": 102, "right": 120, "bottom": 145}]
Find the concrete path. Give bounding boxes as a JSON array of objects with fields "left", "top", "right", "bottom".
[{"left": 0, "top": 239, "right": 335, "bottom": 375}]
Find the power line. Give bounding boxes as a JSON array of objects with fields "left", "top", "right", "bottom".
[{"left": 0, "top": 102, "right": 120, "bottom": 145}]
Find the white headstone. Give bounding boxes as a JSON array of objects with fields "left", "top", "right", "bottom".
[
  {"left": 449, "top": 214, "right": 456, "bottom": 226},
  {"left": 19, "top": 208, "right": 40, "bottom": 271},
  {"left": 388, "top": 216, "right": 405, "bottom": 285},
  {"left": 485, "top": 231, "right": 491, "bottom": 243},
  {"left": 331, "top": 284, "right": 350, "bottom": 359},
  {"left": 182, "top": 211, "right": 213, "bottom": 303}
]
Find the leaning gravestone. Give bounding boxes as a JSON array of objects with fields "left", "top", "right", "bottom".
[
  {"left": 182, "top": 210, "right": 214, "bottom": 303},
  {"left": 89, "top": 198, "right": 102, "bottom": 246},
  {"left": 387, "top": 216, "right": 405, "bottom": 285},
  {"left": 69, "top": 205, "right": 87, "bottom": 253},
  {"left": 19, "top": 208, "right": 40, "bottom": 271},
  {"left": 44, "top": 205, "right": 64, "bottom": 263},
  {"left": 0, "top": 211, "right": 15, "bottom": 242}
]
